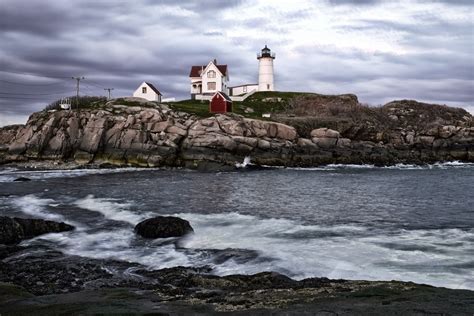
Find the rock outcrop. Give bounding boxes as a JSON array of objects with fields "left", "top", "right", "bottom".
[
  {"left": 134, "top": 216, "right": 193, "bottom": 239},
  {"left": 0, "top": 97, "right": 472, "bottom": 168},
  {"left": 0, "top": 248, "right": 473, "bottom": 314},
  {"left": 0, "top": 217, "right": 74, "bottom": 244}
]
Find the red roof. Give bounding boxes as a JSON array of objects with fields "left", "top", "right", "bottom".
[
  {"left": 189, "top": 64, "right": 227, "bottom": 77},
  {"left": 144, "top": 82, "right": 162, "bottom": 95},
  {"left": 212, "top": 91, "right": 232, "bottom": 102}
]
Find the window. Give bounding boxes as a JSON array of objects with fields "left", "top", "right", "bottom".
[
  {"left": 208, "top": 70, "right": 216, "bottom": 78},
  {"left": 142, "top": 87, "right": 147, "bottom": 93},
  {"left": 267, "top": 84, "right": 270, "bottom": 90},
  {"left": 207, "top": 82, "right": 216, "bottom": 90}
]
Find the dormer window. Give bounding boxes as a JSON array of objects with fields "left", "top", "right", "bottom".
[
  {"left": 208, "top": 70, "right": 216, "bottom": 78},
  {"left": 142, "top": 87, "right": 147, "bottom": 93}
]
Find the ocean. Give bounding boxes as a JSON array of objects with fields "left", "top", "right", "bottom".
[{"left": 1, "top": 162, "right": 473, "bottom": 290}]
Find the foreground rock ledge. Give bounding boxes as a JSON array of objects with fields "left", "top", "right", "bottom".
[
  {"left": 0, "top": 97, "right": 472, "bottom": 168},
  {"left": 0, "top": 247, "right": 472, "bottom": 315}
]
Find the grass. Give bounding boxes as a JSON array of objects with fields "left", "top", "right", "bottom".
[
  {"left": 167, "top": 99, "right": 211, "bottom": 117},
  {"left": 42, "top": 92, "right": 313, "bottom": 119},
  {"left": 167, "top": 91, "right": 311, "bottom": 119}
]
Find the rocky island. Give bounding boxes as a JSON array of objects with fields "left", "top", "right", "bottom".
[
  {"left": 0, "top": 92, "right": 472, "bottom": 169},
  {"left": 1, "top": 92, "right": 474, "bottom": 314}
]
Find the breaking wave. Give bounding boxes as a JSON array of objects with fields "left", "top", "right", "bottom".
[{"left": 11, "top": 194, "right": 66, "bottom": 222}]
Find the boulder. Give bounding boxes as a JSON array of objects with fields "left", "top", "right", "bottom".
[
  {"left": 134, "top": 216, "right": 194, "bottom": 239},
  {"left": 312, "top": 137, "right": 337, "bottom": 148},
  {"left": 310, "top": 128, "right": 340, "bottom": 138},
  {"left": 0, "top": 217, "right": 74, "bottom": 245},
  {"left": 13, "top": 177, "right": 31, "bottom": 182}
]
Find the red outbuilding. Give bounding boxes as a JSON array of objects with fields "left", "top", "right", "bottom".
[{"left": 209, "top": 91, "right": 233, "bottom": 113}]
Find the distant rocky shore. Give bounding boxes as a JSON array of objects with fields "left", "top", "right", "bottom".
[
  {"left": 1, "top": 216, "right": 473, "bottom": 315},
  {"left": 0, "top": 96, "right": 472, "bottom": 170}
]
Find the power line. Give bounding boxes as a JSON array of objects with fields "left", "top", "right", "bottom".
[
  {"left": 0, "top": 95, "right": 69, "bottom": 100},
  {"left": 82, "top": 83, "right": 103, "bottom": 94},
  {"left": 81, "top": 84, "right": 99, "bottom": 95},
  {"left": 0, "top": 91, "right": 73, "bottom": 96},
  {"left": 0, "top": 70, "right": 71, "bottom": 79},
  {"left": 84, "top": 79, "right": 104, "bottom": 89},
  {"left": 0, "top": 79, "right": 68, "bottom": 86},
  {"left": 82, "top": 82, "right": 101, "bottom": 90}
]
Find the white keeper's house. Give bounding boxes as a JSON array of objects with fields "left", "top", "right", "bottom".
[
  {"left": 189, "top": 59, "right": 228, "bottom": 100},
  {"left": 189, "top": 45, "right": 276, "bottom": 101},
  {"left": 133, "top": 82, "right": 162, "bottom": 102}
]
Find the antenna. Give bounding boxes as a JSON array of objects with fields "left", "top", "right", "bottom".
[
  {"left": 72, "top": 76, "right": 85, "bottom": 109},
  {"left": 104, "top": 88, "right": 114, "bottom": 100}
]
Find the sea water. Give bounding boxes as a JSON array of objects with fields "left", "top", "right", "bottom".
[{"left": 0, "top": 163, "right": 473, "bottom": 290}]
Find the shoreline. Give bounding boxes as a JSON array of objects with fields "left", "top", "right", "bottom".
[
  {"left": 1, "top": 243, "right": 473, "bottom": 315},
  {"left": 2, "top": 159, "right": 473, "bottom": 173},
  {"left": 1, "top": 97, "right": 472, "bottom": 171}
]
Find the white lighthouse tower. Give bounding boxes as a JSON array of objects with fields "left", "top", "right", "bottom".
[{"left": 257, "top": 45, "right": 275, "bottom": 91}]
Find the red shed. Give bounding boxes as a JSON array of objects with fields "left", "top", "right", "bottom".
[{"left": 209, "top": 91, "right": 233, "bottom": 113}]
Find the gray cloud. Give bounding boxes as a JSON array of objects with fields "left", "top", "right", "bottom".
[
  {"left": 329, "top": 0, "right": 472, "bottom": 5},
  {"left": 0, "top": 0, "right": 472, "bottom": 126},
  {"left": 203, "top": 32, "right": 224, "bottom": 36},
  {"left": 328, "top": 0, "right": 383, "bottom": 5}
]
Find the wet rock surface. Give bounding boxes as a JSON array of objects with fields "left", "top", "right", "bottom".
[
  {"left": 0, "top": 97, "right": 472, "bottom": 169},
  {"left": 135, "top": 216, "right": 194, "bottom": 238},
  {"left": 0, "top": 246, "right": 472, "bottom": 315},
  {"left": 0, "top": 217, "right": 74, "bottom": 245}
]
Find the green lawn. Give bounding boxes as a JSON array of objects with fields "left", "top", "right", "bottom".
[{"left": 167, "top": 91, "right": 312, "bottom": 119}]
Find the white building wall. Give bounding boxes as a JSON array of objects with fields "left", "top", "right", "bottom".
[
  {"left": 190, "top": 78, "right": 202, "bottom": 94},
  {"left": 231, "top": 84, "right": 258, "bottom": 96},
  {"left": 133, "top": 82, "right": 161, "bottom": 102},
  {"left": 258, "top": 58, "right": 274, "bottom": 91},
  {"left": 201, "top": 63, "right": 227, "bottom": 94}
]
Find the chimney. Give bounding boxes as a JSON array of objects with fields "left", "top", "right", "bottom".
[{"left": 213, "top": 58, "right": 217, "bottom": 64}]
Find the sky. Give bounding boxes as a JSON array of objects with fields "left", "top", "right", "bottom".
[{"left": 0, "top": 0, "right": 473, "bottom": 126}]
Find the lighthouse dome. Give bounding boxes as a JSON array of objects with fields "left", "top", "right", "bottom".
[{"left": 257, "top": 45, "right": 275, "bottom": 59}]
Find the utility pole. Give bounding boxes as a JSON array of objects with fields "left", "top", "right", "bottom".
[
  {"left": 72, "top": 76, "right": 85, "bottom": 109},
  {"left": 104, "top": 88, "right": 114, "bottom": 100}
]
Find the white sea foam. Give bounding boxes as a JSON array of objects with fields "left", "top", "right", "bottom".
[
  {"left": 9, "top": 194, "right": 474, "bottom": 290},
  {"left": 11, "top": 194, "right": 65, "bottom": 222},
  {"left": 285, "top": 161, "right": 474, "bottom": 171},
  {"left": 74, "top": 194, "right": 150, "bottom": 225},
  {"left": 28, "top": 229, "right": 192, "bottom": 269},
  {"left": 235, "top": 156, "right": 252, "bottom": 168},
  {"left": 177, "top": 212, "right": 474, "bottom": 290}
]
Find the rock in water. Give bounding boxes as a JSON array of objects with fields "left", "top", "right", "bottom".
[
  {"left": 135, "top": 216, "right": 193, "bottom": 238},
  {"left": 15, "top": 217, "right": 74, "bottom": 239},
  {"left": 0, "top": 217, "right": 23, "bottom": 244},
  {"left": 13, "top": 177, "right": 31, "bottom": 182},
  {"left": 0, "top": 216, "right": 74, "bottom": 244}
]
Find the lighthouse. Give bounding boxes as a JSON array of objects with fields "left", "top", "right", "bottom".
[{"left": 257, "top": 45, "right": 275, "bottom": 91}]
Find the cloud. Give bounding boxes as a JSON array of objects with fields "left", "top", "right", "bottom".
[{"left": 0, "top": 0, "right": 472, "bottom": 127}]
